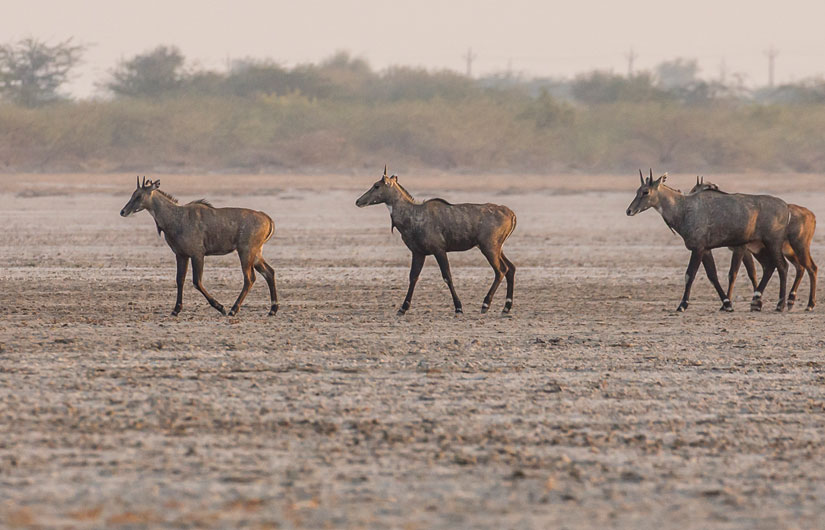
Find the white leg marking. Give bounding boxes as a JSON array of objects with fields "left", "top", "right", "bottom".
[
  {"left": 506, "top": 298, "right": 513, "bottom": 303},
  {"left": 723, "top": 298, "right": 730, "bottom": 303},
  {"left": 753, "top": 291, "right": 762, "bottom": 298},
  {"left": 482, "top": 303, "right": 490, "bottom": 308},
  {"left": 684, "top": 273, "right": 690, "bottom": 284}
]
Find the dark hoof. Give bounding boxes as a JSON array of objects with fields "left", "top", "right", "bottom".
[
  {"left": 775, "top": 303, "right": 785, "bottom": 312},
  {"left": 217, "top": 305, "right": 227, "bottom": 316},
  {"left": 171, "top": 309, "right": 180, "bottom": 316},
  {"left": 228, "top": 310, "right": 238, "bottom": 317},
  {"left": 750, "top": 299, "right": 762, "bottom": 312},
  {"left": 720, "top": 301, "right": 734, "bottom": 312},
  {"left": 806, "top": 305, "right": 815, "bottom": 312},
  {"left": 676, "top": 303, "right": 687, "bottom": 312},
  {"left": 480, "top": 303, "right": 489, "bottom": 314},
  {"left": 268, "top": 305, "right": 279, "bottom": 316},
  {"left": 502, "top": 307, "right": 511, "bottom": 315},
  {"left": 455, "top": 307, "right": 464, "bottom": 315},
  {"left": 396, "top": 309, "right": 407, "bottom": 316}
]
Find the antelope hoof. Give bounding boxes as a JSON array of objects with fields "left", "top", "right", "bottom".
[
  {"left": 502, "top": 307, "right": 511, "bottom": 315},
  {"left": 396, "top": 308, "right": 407, "bottom": 316},
  {"left": 806, "top": 304, "right": 815, "bottom": 312},
  {"left": 217, "top": 305, "right": 227, "bottom": 316},
  {"left": 171, "top": 307, "right": 181, "bottom": 316},
  {"left": 268, "top": 304, "right": 279, "bottom": 316},
  {"left": 720, "top": 300, "right": 733, "bottom": 312},
  {"left": 676, "top": 302, "right": 688, "bottom": 312},
  {"left": 481, "top": 302, "right": 490, "bottom": 314},
  {"left": 228, "top": 308, "right": 238, "bottom": 317},
  {"left": 750, "top": 299, "right": 762, "bottom": 312},
  {"left": 455, "top": 307, "right": 464, "bottom": 315},
  {"left": 775, "top": 302, "right": 785, "bottom": 312}
]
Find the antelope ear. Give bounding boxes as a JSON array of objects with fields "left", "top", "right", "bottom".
[
  {"left": 152, "top": 179, "right": 161, "bottom": 189},
  {"left": 390, "top": 175, "right": 398, "bottom": 182},
  {"left": 654, "top": 173, "right": 668, "bottom": 188}
]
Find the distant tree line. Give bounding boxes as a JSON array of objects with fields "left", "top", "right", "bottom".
[
  {"left": 1, "top": 37, "right": 824, "bottom": 174},
  {"left": 2, "top": 37, "right": 823, "bottom": 107}
]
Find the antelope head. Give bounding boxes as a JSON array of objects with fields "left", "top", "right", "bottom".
[
  {"left": 356, "top": 165, "right": 398, "bottom": 207},
  {"left": 121, "top": 176, "right": 160, "bottom": 217},
  {"left": 688, "top": 176, "right": 719, "bottom": 194},
  {"left": 626, "top": 169, "right": 668, "bottom": 216}
]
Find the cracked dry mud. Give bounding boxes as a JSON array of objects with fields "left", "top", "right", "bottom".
[{"left": 1, "top": 173, "right": 824, "bottom": 528}]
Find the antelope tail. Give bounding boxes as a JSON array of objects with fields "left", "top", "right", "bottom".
[
  {"left": 505, "top": 211, "right": 517, "bottom": 241},
  {"left": 263, "top": 216, "right": 275, "bottom": 244}
]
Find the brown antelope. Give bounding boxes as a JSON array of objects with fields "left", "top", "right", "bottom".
[
  {"left": 356, "top": 166, "right": 517, "bottom": 315},
  {"left": 690, "top": 177, "right": 817, "bottom": 310},
  {"left": 120, "top": 177, "right": 278, "bottom": 316},
  {"left": 627, "top": 169, "right": 791, "bottom": 312}
]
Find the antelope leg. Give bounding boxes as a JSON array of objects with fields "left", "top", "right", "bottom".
[
  {"left": 228, "top": 252, "right": 255, "bottom": 317},
  {"left": 172, "top": 254, "right": 188, "bottom": 316},
  {"left": 191, "top": 255, "right": 226, "bottom": 315},
  {"left": 677, "top": 249, "right": 703, "bottom": 312},
  {"left": 702, "top": 251, "right": 732, "bottom": 311},
  {"left": 769, "top": 244, "right": 789, "bottom": 311},
  {"left": 501, "top": 253, "right": 516, "bottom": 314},
  {"left": 254, "top": 256, "right": 279, "bottom": 316},
  {"left": 435, "top": 252, "right": 463, "bottom": 314},
  {"left": 398, "top": 253, "right": 425, "bottom": 315}
]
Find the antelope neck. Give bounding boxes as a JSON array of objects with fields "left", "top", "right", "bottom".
[
  {"left": 147, "top": 193, "right": 183, "bottom": 233},
  {"left": 655, "top": 187, "right": 686, "bottom": 235}
]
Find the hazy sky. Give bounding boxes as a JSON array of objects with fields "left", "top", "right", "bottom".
[{"left": 3, "top": 0, "right": 825, "bottom": 97}]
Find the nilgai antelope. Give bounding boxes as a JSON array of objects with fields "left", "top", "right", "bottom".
[
  {"left": 356, "top": 166, "right": 517, "bottom": 315},
  {"left": 627, "top": 169, "right": 791, "bottom": 312},
  {"left": 120, "top": 177, "right": 279, "bottom": 316},
  {"left": 690, "top": 178, "right": 817, "bottom": 310}
]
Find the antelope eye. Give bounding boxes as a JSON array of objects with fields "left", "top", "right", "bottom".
[
  {"left": 642, "top": 190, "right": 649, "bottom": 196},
  {"left": 373, "top": 184, "right": 379, "bottom": 189}
]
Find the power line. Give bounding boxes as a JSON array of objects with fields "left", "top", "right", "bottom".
[
  {"left": 463, "top": 47, "right": 477, "bottom": 77},
  {"left": 765, "top": 46, "right": 779, "bottom": 87},
  {"left": 625, "top": 47, "right": 638, "bottom": 78}
]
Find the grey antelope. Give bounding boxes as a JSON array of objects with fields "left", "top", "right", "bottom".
[
  {"left": 120, "top": 177, "right": 279, "bottom": 316},
  {"left": 356, "top": 166, "right": 517, "bottom": 315},
  {"left": 627, "top": 169, "right": 791, "bottom": 312},
  {"left": 689, "top": 177, "right": 817, "bottom": 311}
]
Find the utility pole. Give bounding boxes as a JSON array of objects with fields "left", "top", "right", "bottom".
[
  {"left": 765, "top": 46, "right": 778, "bottom": 87},
  {"left": 625, "top": 47, "right": 638, "bottom": 78},
  {"left": 463, "top": 48, "right": 476, "bottom": 78}
]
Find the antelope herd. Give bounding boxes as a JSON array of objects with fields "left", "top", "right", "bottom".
[{"left": 121, "top": 168, "right": 817, "bottom": 316}]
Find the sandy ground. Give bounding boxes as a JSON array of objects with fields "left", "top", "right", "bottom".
[{"left": 1, "top": 172, "right": 824, "bottom": 529}]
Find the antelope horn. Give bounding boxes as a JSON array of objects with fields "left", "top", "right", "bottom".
[
  {"left": 383, "top": 164, "right": 387, "bottom": 177},
  {"left": 700, "top": 176, "right": 704, "bottom": 184},
  {"left": 696, "top": 176, "right": 700, "bottom": 186},
  {"left": 136, "top": 175, "right": 140, "bottom": 188},
  {"left": 648, "top": 168, "right": 653, "bottom": 184},
  {"left": 639, "top": 169, "right": 644, "bottom": 186}
]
